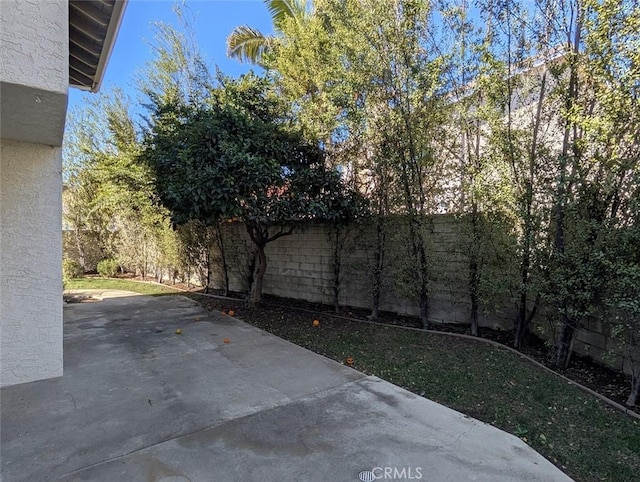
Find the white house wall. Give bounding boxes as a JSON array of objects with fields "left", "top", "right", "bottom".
[
  {"left": 0, "top": 0, "right": 68, "bottom": 92},
  {"left": 0, "top": 0, "right": 68, "bottom": 386},
  {"left": 1, "top": 141, "right": 64, "bottom": 386}
]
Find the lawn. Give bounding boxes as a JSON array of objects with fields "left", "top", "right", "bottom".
[
  {"left": 66, "top": 278, "right": 640, "bottom": 482},
  {"left": 65, "top": 277, "right": 179, "bottom": 296}
]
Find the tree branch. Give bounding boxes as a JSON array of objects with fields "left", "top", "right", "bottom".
[{"left": 266, "top": 225, "right": 295, "bottom": 243}]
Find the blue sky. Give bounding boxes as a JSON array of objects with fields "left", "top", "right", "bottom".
[{"left": 68, "top": 0, "right": 274, "bottom": 113}]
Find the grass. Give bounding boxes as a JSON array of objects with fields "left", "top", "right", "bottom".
[
  {"left": 253, "top": 317, "right": 640, "bottom": 482},
  {"left": 66, "top": 278, "right": 640, "bottom": 481},
  {"left": 65, "top": 277, "right": 179, "bottom": 296}
]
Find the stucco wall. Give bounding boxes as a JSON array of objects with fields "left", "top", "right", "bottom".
[
  {"left": 0, "top": 0, "right": 68, "bottom": 93},
  {"left": 1, "top": 140, "right": 63, "bottom": 386}
]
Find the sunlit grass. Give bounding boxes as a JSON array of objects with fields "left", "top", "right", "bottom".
[{"left": 65, "top": 277, "right": 179, "bottom": 296}]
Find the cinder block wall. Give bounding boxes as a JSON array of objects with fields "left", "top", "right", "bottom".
[
  {"left": 217, "top": 218, "right": 622, "bottom": 372},
  {"left": 220, "top": 218, "right": 512, "bottom": 329}
]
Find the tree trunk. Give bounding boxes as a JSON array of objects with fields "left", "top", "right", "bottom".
[
  {"left": 626, "top": 375, "right": 640, "bottom": 407},
  {"left": 419, "top": 293, "right": 429, "bottom": 330},
  {"left": 470, "top": 284, "right": 479, "bottom": 337},
  {"left": 405, "top": 214, "right": 430, "bottom": 330},
  {"left": 514, "top": 291, "right": 528, "bottom": 349},
  {"left": 555, "top": 320, "right": 575, "bottom": 369},
  {"left": 469, "top": 203, "right": 480, "bottom": 337},
  {"left": 369, "top": 215, "right": 385, "bottom": 321},
  {"left": 74, "top": 227, "right": 86, "bottom": 272},
  {"left": 332, "top": 227, "right": 341, "bottom": 313},
  {"left": 248, "top": 245, "right": 267, "bottom": 307},
  {"left": 215, "top": 224, "right": 230, "bottom": 296},
  {"left": 553, "top": 12, "right": 582, "bottom": 372}
]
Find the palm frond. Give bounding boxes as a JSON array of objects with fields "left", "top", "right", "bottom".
[
  {"left": 226, "top": 25, "right": 271, "bottom": 64},
  {"left": 266, "top": 0, "right": 309, "bottom": 29}
]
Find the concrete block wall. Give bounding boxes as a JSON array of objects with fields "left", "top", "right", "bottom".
[
  {"left": 220, "top": 218, "right": 512, "bottom": 330},
  {"left": 217, "top": 217, "right": 623, "bottom": 373}
]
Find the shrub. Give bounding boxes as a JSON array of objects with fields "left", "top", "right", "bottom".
[
  {"left": 62, "top": 258, "right": 83, "bottom": 282},
  {"left": 97, "top": 258, "right": 119, "bottom": 278}
]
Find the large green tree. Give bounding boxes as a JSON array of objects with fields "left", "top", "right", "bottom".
[
  {"left": 141, "top": 73, "right": 361, "bottom": 305},
  {"left": 63, "top": 89, "right": 178, "bottom": 279}
]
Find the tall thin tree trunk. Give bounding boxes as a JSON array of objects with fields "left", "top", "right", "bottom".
[
  {"left": 627, "top": 374, "right": 640, "bottom": 407},
  {"left": 554, "top": 16, "right": 582, "bottom": 368},
  {"left": 332, "top": 227, "right": 341, "bottom": 313},
  {"left": 215, "top": 223, "right": 230, "bottom": 296},
  {"left": 249, "top": 245, "right": 267, "bottom": 307},
  {"left": 370, "top": 214, "right": 385, "bottom": 321},
  {"left": 469, "top": 202, "right": 480, "bottom": 337},
  {"left": 555, "top": 321, "right": 575, "bottom": 369},
  {"left": 74, "top": 227, "right": 86, "bottom": 272},
  {"left": 409, "top": 216, "right": 430, "bottom": 330},
  {"left": 204, "top": 241, "right": 211, "bottom": 294},
  {"left": 142, "top": 238, "right": 147, "bottom": 280}
]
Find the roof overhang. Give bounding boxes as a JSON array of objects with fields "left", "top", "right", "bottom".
[{"left": 69, "top": 0, "right": 128, "bottom": 93}]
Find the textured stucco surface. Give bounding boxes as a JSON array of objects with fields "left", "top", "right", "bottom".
[
  {"left": 0, "top": 81, "right": 68, "bottom": 146},
  {"left": 0, "top": 0, "right": 68, "bottom": 93},
  {"left": 1, "top": 140, "right": 63, "bottom": 386},
  {"left": 0, "top": 0, "right": 68, "bottom": 146}
]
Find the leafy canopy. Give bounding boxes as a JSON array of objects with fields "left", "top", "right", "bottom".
[{"left": 140, "top": 73, "right": 363, "bottom": 231}]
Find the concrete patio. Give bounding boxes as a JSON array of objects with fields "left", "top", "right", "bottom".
[{"left": 1, "top": 290, "right": 572, "bottom": 481}]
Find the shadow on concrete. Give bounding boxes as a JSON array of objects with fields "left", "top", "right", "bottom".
[{"left": 1, "top": 290, "right": 572, "bottom": 481}]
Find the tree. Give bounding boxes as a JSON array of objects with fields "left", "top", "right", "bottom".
[
  {"left": 63, "top": 88, "right": 179, "bottom": 281},
  {"left": 227, "top": 0, "right": 312, "bottom": 65},
  {"left": 520, "top": 0, "right": 640, "bottom": 369},
  {"left": 270, "top": 0, "right": 450, "bottom": 327},
  {"left": 141, "top": 73, "right": 361, "bottom": 305}
]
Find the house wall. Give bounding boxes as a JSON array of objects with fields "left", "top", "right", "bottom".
[
  {"left": 0, "top": 0, "right": 68, "bottom": 92},
  {"left": 1, "top": 141, "right": 64, "bottom": 386},
  {"left": 0, "top": 0, "right": 68, "bottom": 386}
]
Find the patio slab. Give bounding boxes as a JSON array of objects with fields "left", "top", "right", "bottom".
[{"left": 1, "top": 290, "right": 572, "bottom": 481}]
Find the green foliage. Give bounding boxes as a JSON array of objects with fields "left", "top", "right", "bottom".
[
  {"left": 97, "top": 259, "right": 119, "bottom": 278},
  {"left": 142, "top": 72, "right": 359, "bottom": 227},
  {"left": 62, "top": 259, "right": 83, "bottom": 286},
  {"left": 226, "top": 0, "right": 311, "bottom": 64},
  {"left": 271, "top": 0, "right": 451, "bottom": 326},
  {"left": 141, "top": 72, "right": 363, "bottom": 302}
]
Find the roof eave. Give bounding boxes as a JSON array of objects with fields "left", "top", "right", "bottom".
[{"left": 90, "top": 0, "right": 128, "bottom": 93}]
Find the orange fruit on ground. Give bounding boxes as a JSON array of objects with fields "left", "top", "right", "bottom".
[
  {"left": 175, "top": 329, "right": 182, "bottom": 335},
  {"left": 312, "top": 320, "right": 320, "bottom": 327},
  {"left": 346, "top": 357, "right": 354, "bottom": 366},
  {"left": 221, "top": 310, "right": 226, "bottom": 315},
  {"left": 228, "top": 310, "right": 235, "bottom": 317},
  {"left": 223, "top": 338, "right": 230, "bottom": 344}
]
